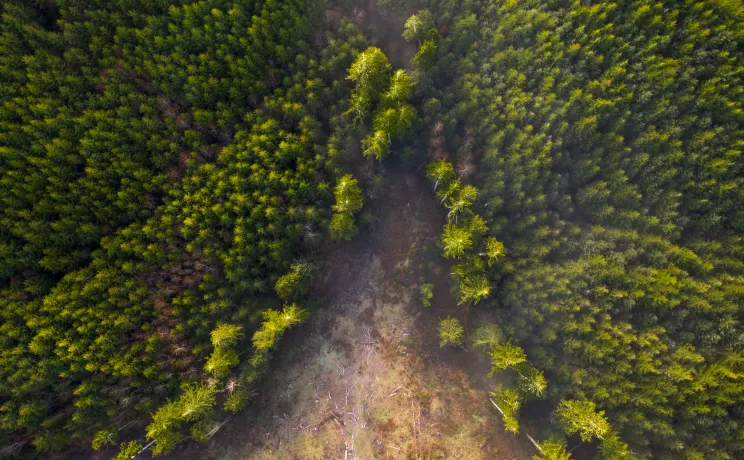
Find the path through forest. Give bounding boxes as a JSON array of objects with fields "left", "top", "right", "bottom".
[{"left": 162, "top": 168, "right": 537, "bottom": 459}]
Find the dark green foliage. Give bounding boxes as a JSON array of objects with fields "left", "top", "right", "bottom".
[
  {"left": 0, "top": 0, "right": 367, "bottom": 456},
  {"left": 419, "top": 283, "right": 434, "bottom": 307},
  {"left": 431, "top": 0, "right": 744, "bottom": 457},
  {"left": 275, "top": 260, "right": 318, "bottom": 301}
]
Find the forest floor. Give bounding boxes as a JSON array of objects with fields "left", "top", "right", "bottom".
[{"left": 159, "top": 167, "right": 539, "bottom": 459}]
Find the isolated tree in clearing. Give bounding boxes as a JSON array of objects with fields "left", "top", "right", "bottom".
[{"left": 438, "top": 316, "right": 464, "bottom": 347}]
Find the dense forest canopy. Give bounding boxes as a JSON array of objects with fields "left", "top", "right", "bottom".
[
  {"left": 1, "top": 0, "right": 743, "bottom": 459},
  {"left": 0, "top": 0, "right": 366, "bottom": 456},
  {"left": 424, "top": 0, "right": 744, "bottom": 458}
]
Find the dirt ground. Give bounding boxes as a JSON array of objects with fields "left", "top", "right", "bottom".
[{"left": 157, "top": 168, "right": 539, "bottom": 459}]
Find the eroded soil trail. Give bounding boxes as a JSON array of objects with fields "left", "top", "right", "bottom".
[{"left": 166, "top": 169, "right": 536, "bottom": 459}]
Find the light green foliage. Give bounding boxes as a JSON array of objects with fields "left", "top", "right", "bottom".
[
  {"left": 456, "top": 272, "right": 491, "bottom": 305},
  {"left": 347, "top": 47, "right": 391, "bottom": 98},
  {"left": 488, "top": 342, "right": 527, "bottom": 376},
  {"left": 515, "top": 363, "right": 547, "bottom": 398},
  {"left": 275, "top": 272, "right": 304, "bottom": 301},
  {"left": 361, "top": 130, "right": 391, "bottom": 160},
  {"left": 332, "top": 175, "right": 364, "bottom": 214},
  {"left": 204, "top": 348, "right": 240, "bottom": 380},
  {"left": 113, "top": 441, "right": 142, "bottom": 460},
  {"left": 446, "top": 185, "right": 477, "bottom": 223},
  {"left": 490, "top": 385, "right": 521, "bottom": 434},
  {"left": 555, "top": 399, "right": 610, "bottom": 442},
  {"left": 92, "top": 429, "right": 117, "bottom": 450},
  {"left": 426, "top": 160, "right": 456, "bottom": 191},
  {"left": 382, "top": 70, "right": 412, "bottom": 107},
  {"left": 438, "top": 316, "right": 464, "bottom": 347},
  {"left": 420, "top": 283, "right": 434, "bottom": 307},
  {"left": 330, "top": 211, "right": 359, "bottom": 240},
  {"left": 251, "top": 304, "right": 308, "bottom": 366},
  {"left": 146, "top": 401, "right": 186, "bottom": 456},
  {"left": 223, "top": 387, "right": 252, "bottom": 413},
  {"left": 471, "top": 323, "right": 502, "bottom": 350},
  {"left": 347, "top": 89, "right": 371, "bottom": 125},
  {"left": 351, "top": 62, "right": 416, "bottom": 161},
  {"left": 205, "top": 323, "right": 244, "bottom": 379},
  {"left": 330, "top": 174, "right": 364, "bottom": 240},
  {"left": 441, "top": 223, "right": 473, "bottom": 259},
  {"left": 143, "top": 383, "right": 216, "bottom": 454},
  {"left": 412, "top": 39, "right": 437, "bottom": 69},
  {"left": 372, "top": 105, "right": 416, "bottom": 139},
  {"left": 177, "top": 384, "right": 215, "bottom": 422},
  {"left": 402, "top": 10, "right": 433, "bottom": 42},
  {"left": 275, "top": 260, "right": 318, "bottom": 301},
  {"left": 483, "top": 237, "right": 506, "bottom": 265},
  {"left": 210, "top": 324, "right": 244, "bottom": 350},
  {"left": 533, "top": 439, "right": 572, "bottom": 460},
  {"left": 597, "top": 431, "right": 633, "bottom": 459}
]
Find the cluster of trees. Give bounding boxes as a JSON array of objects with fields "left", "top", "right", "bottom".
[
  {"left": 0, "top": 0, "right": 371, "bottom": 457},
  {"left": 425, "top": 159, "right": 506, "bottom": 304},
  {"left": 346, "top": 47, "right": 417, "bottom": 160},
  {"left": 416, "top": 0, "right": 744, "bottom": 458}
]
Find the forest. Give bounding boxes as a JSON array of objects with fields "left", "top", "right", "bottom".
[{"left": 0, "top": 0, "right": 742, "bottom": 459}]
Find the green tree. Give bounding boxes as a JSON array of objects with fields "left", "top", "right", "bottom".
[
  {"left": 330, "top": 211, "right": 359, "bottom": 241},
  {"left": 426, "top": 160, "right": 455, "bottom": 191},
  {"left": 533, "top": 439, "right": 571, "bottom": 460},
  {"left": 361, "top": 130, "right": 390, "bottom": 160},
  {"left": 490, "top": 385, "right": 521, "bottom": 434},
  {"left": 381, "top": 70, "right": 412, "bottom": 107},
  {"left": 420, "top": 283, "right": 434, "bottom": 307},
  {"left": 113, "top": 441, "right": 143, "bottom": 460},
  {"left": 347, "top": 47, "right": 391, "bottom": 99},
  {"left": 411, "top": 39, "right": 437, "bottom": 70},
  {"left": 489, "top": 342, "right": 526, "bottom": 375},
  {"left": 597, "top": 431, "right": 633, "bottom": 459},
  {"left": 438, "top": 316, "right": 464, "bottom": 347},
  {"left": 555, "top": 399, "right": 610, "bottom": 442},
  {"left": 332, "top": 174, "right": 364, "bottom": 214},
  {"left": 516, "top": 364, "right": 547, "bottom": 398},
  {"left": 446, "top": 185, "right": 477, "bottom": 223},
  {"left": 210, "top": 323, "right": 244, "bottom": 349},
  {"left": 275, "top": 260, "right": 317, "bottom": 301},
  {"left": 441, "top": 222, "right": 473, "bottom": 259},
  {"left": 482, "top": 238, "right": 506, "bottom": 266},
  {"left": 330, "top": 174, "right": 363, "bottom": 241},
  {"left": 402, "top": 10, "right": 433, "bottom": 43}
]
